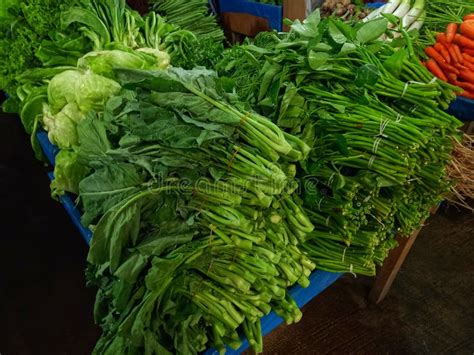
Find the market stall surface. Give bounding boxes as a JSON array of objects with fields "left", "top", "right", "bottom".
[{"left": 1, "top": 111, "right": 473, "bottom": 354}]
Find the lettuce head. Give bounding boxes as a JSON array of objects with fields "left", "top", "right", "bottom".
[
  {"left": 47, "top": 70, "right": 84, "bottom": 113},
  {"left": 42, "top": 103, "right": 79, "bottom": 149},
  {"left": 74, "top": 72, "right": 121, "bottom": 113},
  {"left": 51, "top": 150, "right": 89, "bottom": 197}
]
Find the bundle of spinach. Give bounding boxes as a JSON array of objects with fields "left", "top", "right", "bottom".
[
  {"left": 72, "top": 67, "right": 315, "bottom": 353},
  {"left": 217, "top": 11, "right": 462, "bottom": 275}
]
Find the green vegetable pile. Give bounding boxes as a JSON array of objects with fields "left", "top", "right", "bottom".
[
  {"left": 1, "top": 0, "right": 464, "bottom": 353},
  {"left": 217, "top": 12, "right": 462, "bottom": 275},
  {"left": 0, "top": 0, "right": 91, "bottom": 112},
  {"left": 11, "top": 0, "right": 223, "bottom": 162},
  {"left": 150, "top": 0, "right": 224, "bottom": 42},
  {"left": 78, "top": 67, "right": 315, "bottom": 354}
]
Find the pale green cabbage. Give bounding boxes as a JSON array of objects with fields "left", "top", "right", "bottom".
[{"left": 51, "top": 150, "right": 89, "bottom": 196}]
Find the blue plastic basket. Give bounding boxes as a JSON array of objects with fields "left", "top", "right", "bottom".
[
  {"left": 219, "top": 0, "right": 283, "bottom": 31},
  {"left": 448, "top": 97, "right": 474, "bottom": 122}
]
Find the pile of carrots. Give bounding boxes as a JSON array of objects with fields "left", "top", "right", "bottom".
[{"left": 423, "top": 14, "right": 474, "bottom": 100}]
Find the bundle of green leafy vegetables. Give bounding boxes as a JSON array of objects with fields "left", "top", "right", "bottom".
[
  {"left": 150, "top": 0, "right": 224, "bottom": 42},
  {"left": 11, "top": 0, "right": 226, "bottom": 163},
  {"left": 65, "top": 67, "right": 315, "bottom": 353},
  {"left": 4, "top": 1, "right": 465, "bottom": 352},
  {"left": 216, "top": 11, "right": 462, "bottom": 275},
  {"left": 149, "top": 0, "right": 225, "bottom": 68}
]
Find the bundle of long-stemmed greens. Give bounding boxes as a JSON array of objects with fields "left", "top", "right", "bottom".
[{"left": 217, "top": 11, "right": 462, "bottom": 275}]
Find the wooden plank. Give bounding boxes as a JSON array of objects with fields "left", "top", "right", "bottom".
[
  {"left": 369, "top": 228, "right": 422, "bottom": 304},
  {"left": 221, "top": 12, "right": 271, "bottom": 37},
  {"left": 282, "top": 0, "right": 306, "bottom": 31}
]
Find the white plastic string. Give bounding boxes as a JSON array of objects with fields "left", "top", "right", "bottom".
[
  {"left": 372, "top": 137, "right": 383, "bottom": 154},
  {"left": 363, "top": 194, "right": 372, "bottom": 203},
  {"left": 342, "top": 247, "right": 347, "bottom": 262},
  {"left": 377, "top": 119, "right": 390, "bottom": 138},
  {"left": 368, "top": 155, "right": 376, "bottom": 169},
  {"left": 325, "top": 215, "right": 331, "bottom": 226},
  {"left": 369, "top": 212, "right": 385, "bottom": 228},
  {"left": 401, "top": 80, "right": 431, "bottom": 98},
  {"left": 349, "top": 264, "right": 357, "bottom": 278},
  {"left": 395, "top": 113, "right": 404, "bottom": 123}
]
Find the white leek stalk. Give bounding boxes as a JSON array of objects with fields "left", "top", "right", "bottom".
[
  {"left": 407, "top": 9, "right": 426, "bottom": 31},
  {"left": 402, "top": 0, "right": 425, "bottom": 28},
  {"left": 392, "top": 0, "right": 411, "bottom": 18},
  {"left": 382, "top": 0, "right": 401, "bottom": 15}
]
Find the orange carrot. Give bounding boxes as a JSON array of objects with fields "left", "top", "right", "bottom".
[
  {"left": 454, "top": 80, "right": 474, "bottom": 92},
  {"left": 448, "top": 45, "right": 460, "bottom": 64},
  {"left": 462, "top": 60, "right": 474, "bottom": 71},
  {"left": 425, "top": 46, "right": 446, "bottom": 63},
  {"left": 463, "top": 52, "right": 474, "bottom": 63},
  {"left": 453, "top": 33, "right": 474, "bottom": 49},
  {"left": 458, "top": 70, "right": 474, "bottom": 83},
  {"left": 438, "top": 61, "right": 460, "bottom": 74},
  {"left": 446, "top": 23, "right": 458, "bottom": 42},
  {"left": 452, "top": 44, "right": 464, "bottom": 63},
  {"left": 464, "top": 49, "right": 474, "bottom": 56},
  {"left": 436, "top": 32, "right": 449, "bottom": 45},
  {"left": 447, "top": 73, "right": 457, "bottom": 84},
  {"left": 464, "top": 14, "right": 474, "bottom": 21},
  {"left": 435, "top": 43, "right": 451, "bottom": 63},
  {"left": 426, "top": 59, "right": 448, "bottom": 81},
  {"left": 460, "top": 20, "right": 474, "bottom": 40}
]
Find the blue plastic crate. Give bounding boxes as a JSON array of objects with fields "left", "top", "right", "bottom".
[
  {"left": 219, "top": 0, "right": 283, "bottom": 31},
  {"left": 37, "top": 130, "right": 59, "bottom": 166},
  {"left": 365, "top": 2, "right": 386, "bottom": 9},
  {"left": 448, "top": 97, "right": 474, "bottom": 122},
  {"left": 46, "top": 172, "right": 93, "bottom": 244}
]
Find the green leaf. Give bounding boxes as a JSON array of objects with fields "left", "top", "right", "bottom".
[
  {"left": 381, "top": 13, "right": 399, "bottom": 25},
  {"left": 308, "top": 51, "right": 330, "bottom": 70},
  {"left": 114, "top": 253, "right": 149, "bottom": 283},
  {"left": 291, "top": 10, "right": 321, "bottom": 38},
  {"left": 356, "top": 18, "right": 388, "bottom": 44},
  {"left": 340, "top": 42, "right": 357, "bottom": 54},
  {"left": 258, "top": 62, "right": 281, "bottom": 102},
  {"left": 355, "top": 64, "right": 379, "bottom": 87},
  {"left": 79, "top": 163, "right": 144, "bottom": 226},
  {"left": 335, "top": 134, "right": 349, "bottom": 156},
  {"left": 61, "top": 7, "right": 111, "bottom": 45},
  {"left": 328, "top": 21, "right": 347, "bottom": 44},
  {"left": 383, "top": 48, "right": 407, "bottom": 79},
  {"left": 334, "top": 20, "right": 356, "bottom": 41},
  {"left": 145, "top": 257, "right": 183, "bottom": 293}
]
